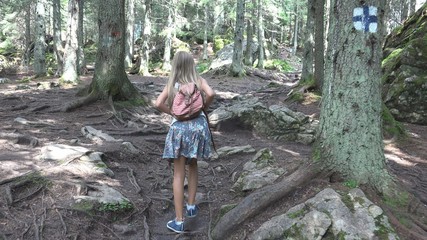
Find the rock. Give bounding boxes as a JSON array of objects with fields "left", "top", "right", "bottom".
[
  {"left": 250, "top": 188, "right": 399, "bottom": 240},
  {"left": 232, "top": 148, "right": 285, "bottom": 192},
  {"left": 382, "top": 4, "right": 427, "bottom": 125},
  {"left": 209, "top": 97, "right": 316, "bottom": 144}
]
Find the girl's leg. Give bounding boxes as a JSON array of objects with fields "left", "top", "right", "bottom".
[
  {"left": 173, "top": 156, "right": 186, "bottom": 221},
  {"left": 187, "top": 159, "right": 198, "bottom": 205}
]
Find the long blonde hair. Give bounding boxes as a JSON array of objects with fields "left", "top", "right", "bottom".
[{"left": 166, "top": 51, "right": 202, "bottom": 107}]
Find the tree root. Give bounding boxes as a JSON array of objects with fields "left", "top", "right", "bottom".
[
  {"left": 211, "top": 163, "right": 319, "bottom": 240},
  {"left": 61, "top": 91, "right": 99, "bottom": 112}
]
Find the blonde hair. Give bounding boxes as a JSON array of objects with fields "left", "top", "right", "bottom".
[{"left": 166, "top": 51, "right": 202, "bottom": 107}]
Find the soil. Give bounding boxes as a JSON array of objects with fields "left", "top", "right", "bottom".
[{"left": 0, "top": 65, "right": 426, "bottom": 240}]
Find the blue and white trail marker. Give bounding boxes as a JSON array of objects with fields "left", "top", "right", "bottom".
[{"left": 353, "top": 6, "right": 378, "bottom": 33}]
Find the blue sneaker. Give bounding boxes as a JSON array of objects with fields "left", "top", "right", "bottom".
[
  {"left": 186, "top": 205, "right": 198, "bottom": 218},
  {"left": 167, "top": 219, "right": 184, "bottom": 233}
]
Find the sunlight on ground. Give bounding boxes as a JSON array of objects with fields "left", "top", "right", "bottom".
[
  {"left": 384, "top": 143, "right": 426, "bottom": 166},
  {"left": 302, "top": 92, "right": 321, "bottom": 105},
  {"left": 275, "top": 146, "right": 301, "bottom": 156},
  {"left": 215, "top": 90, "right": 240, "bottom": 99}
]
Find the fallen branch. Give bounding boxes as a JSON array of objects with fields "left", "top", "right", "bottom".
[
  {"left": 127, "top": 167, "right": 142, "bottom": 193},
  {"left": 211, "top": 163, "right": 319, "bottom": 240}
]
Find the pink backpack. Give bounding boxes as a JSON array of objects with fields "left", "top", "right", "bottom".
[{"left": 171, "top": 82, "right": 204, "bottom": 121}]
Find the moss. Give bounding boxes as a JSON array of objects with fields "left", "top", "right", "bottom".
[
  {"left": 213, "top": 36, "right": 225, "bottom": 52},
  {"left": 218, "top": 204, "right": 237, "bottom": 219},
  {"left": 374, "top": 215, "right": 396, "bottom": 240},
  {"left": 73, "top": 200, "right": 95, "bottom": 214},
  {"left": 381, "top": 48, "right": 403, "bottom": 76},
  {"left": 287, "top": 205, "right": 308, "bottom": 219},
  {"left": 264, "top": 59, "right": 293, "bottom": 72},
  {"left": 354, "top": 196, "right": 365, "bottom": 205},
  {"left": 98, "top": 200, "right": 133, "bottom": 212},
  {"left": 341, "top": 193, "right": 355, "bottom": 213},
  {"left": 383, "top": 191, "right": 409, "bottom": 209},
  {"left": 343, "top": 179, "right": 358, "bottom": 189},
  {"left": 283, "top": 223, "right": 305, "bottom": 239},
  {"left": 382, "top": 104, "right": 406, "bottom": 138},
  {"left": 289, "top": 91, "right": 305, "bottom": 103}
]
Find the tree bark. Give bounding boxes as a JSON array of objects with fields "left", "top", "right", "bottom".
[
  {"left": 301, "top": 0, "right": 315, "bottom": 83},
  {"left": 125, "top": 0, "right": 135, "bottom": 69},
  {"left": 138, "top": 0, "right": 151, "bottom": 76},
  {"left": 256, "top": 0, "right": 264, "bottom": 69},
  {"left": 62, "top": 0, "right": 80, "bottom": 83},
  {"left": 64, "top": 0, "right": 140, "bottom": 112},
  {"left": 78, "top": 0, "right": 87, "bottom": 75},
  {"left": 52, "top": 0, "right": 64, "bottom": 76},
  {"left": 211, "top": 163, "right": 319, "bottom": 240},
  {"left": 24, "top": 4, "right": 31, "bottom": 67},
  {"left": 162, "top": 0, "right": 173, "bottom": 71},
  {"left": 230, "top": 0, "right": 245, "bottom": 77},
  {"left": 318, "top": 0, "right": 392, "bottom": 193},
  {"left": 202, "top": 3, "right": 209, "bottom": 60},
  {"left": 314, "top": 0, "right": 325, "bottom": 90},
  {"left": 292, "top": 3, "right": 299, "bottom": 55},
  {"left": 34, "top": 0, "right": 46, "bottom": 77}
]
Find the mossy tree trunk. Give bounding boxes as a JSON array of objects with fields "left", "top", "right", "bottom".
[
  {"left": 88, "top": 0, "right": 139, "bottom": 99},
  {"left": 318, "top": 0, "right": 392, "bottom": 193},
  {"left": 230, "top": 0, "right": 245, "bottom": 77},
  {"left": 125, "top": 0, "right": 135, "bottom": 69}
]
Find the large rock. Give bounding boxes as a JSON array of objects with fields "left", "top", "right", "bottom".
[
  {"left": 382, "top": 3, "right": 427, "bottom": 125},
  {"left": 209, "top": 97, "right": 318, "bottom": 144},
  {"left": 210, "top": 40, "right": 259, "bottom": 70},
  {"left": 250, "top": 188, "right": 399, "bottom": 240}
]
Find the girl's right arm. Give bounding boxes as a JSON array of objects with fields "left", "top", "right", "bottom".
[{"left": 155, "top": 86, "right": 172, "bottom": 115}]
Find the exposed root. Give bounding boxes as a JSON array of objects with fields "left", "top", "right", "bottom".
[
  {"left": 61, "top": 91, "right": 99, "bottom": 112},
  {"left": 211, "top": 163, "right": 318, "bottom": 240}
]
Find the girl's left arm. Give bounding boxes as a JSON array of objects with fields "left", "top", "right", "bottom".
[{"left": 155, "top": 86, "right": 172, "bottom": 115}]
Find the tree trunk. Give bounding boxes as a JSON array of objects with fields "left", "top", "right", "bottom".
[
  {"left": 78, "top": 0, "right": 87, "bottom": 75},
  {"left": 62, "top": 0, "right": 80, "bottom": 83},
  {"left": 244, "top": 18, "right": 253, "bottom": 66},
  {"left": 256, "top": 0, "right": 264, "bottom": 69},
  {"left": 34, "top": 0, "right": 46, "bottom": 77},
  {"left": 52, "top": 0, "right": 63, "bottom": 76},
  {"left": 162, "top": 1, "right": 173, "bottom": 71},
  {"left": 85, "top": 0, "right": 139, "bottom": 100},
  {"left": 314, "top": 0, "right": 325, "bottom": 90},
  {"left": 230, "top": 0, "right": 245, "bottom": 77},
  {"left": 301, "top": 0, "right": 315, "bottom": 83},
  {"left": 24, "top": 4, "right": 31, "bottom": 67},
  {"left": 292, "top": 3, "right": 299, "bottom": 55},
  {"left": 125, "top": 0, "right": 135, "bottom": 69},
  {"left": 318, "top": 0, "right": 392, "bottom": 193},
  {"left": 202, "top": 3, "right": 209, "bottom": 60},
  {"left": 138, "top": 0, "right": 151, "bottom": 76}
]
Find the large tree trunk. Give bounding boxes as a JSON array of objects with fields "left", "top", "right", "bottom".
[
  {"left": 62, "top": 0, "right": 80, "bottom": 83},
  {"left": 63, "top": 0, "right": 140, "bottom": 112},
  {"left": 90, "top": 0, "right": 139, "bottom": 98},
  {"left": 256, "top": 0, "right": 264, "bottom": 69},
  {"left": 314, "top": 0, "right": 325, "bottom": 90},
  {"left": 52, "top": 0, "right": 63, "bottom": 77},
  {"left": 230, "top": 0, "right": 245, "bottom": 77},
  {"left": 301, "top": 0, "right": 315, "bottom": 83},
  {"left": 138, "top": 0, "right": 151, "bottom": 76},
  {"left": 125, "top": 0, "right": 135, "bottom": 69},
  {"left": 34, "top": 0, "right": 46, "bottom": 77},
  {"left": 244, "top": 0, "right": 256, "bottom": 66},
  {"left": 318, "top": 0, "right": 392, "bottom": 193}
]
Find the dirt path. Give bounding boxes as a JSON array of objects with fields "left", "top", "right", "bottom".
[{"left": 0, "top": 72, "right": 426, "bottom": 239}]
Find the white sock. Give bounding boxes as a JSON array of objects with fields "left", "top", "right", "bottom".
[
  {"left": 187, "top": 204, "right": 196, "bottom": 210},
  {"left": 175, "top": 220, "right": 183, "bottom": 225}
]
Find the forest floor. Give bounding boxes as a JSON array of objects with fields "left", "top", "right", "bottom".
[{"left": 0, "top": 61, "right": 427, "bottom": 239}]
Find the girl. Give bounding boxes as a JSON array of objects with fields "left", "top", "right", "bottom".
[{"left": 155, "top": 51, "right": 215, "bottom": 233}]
